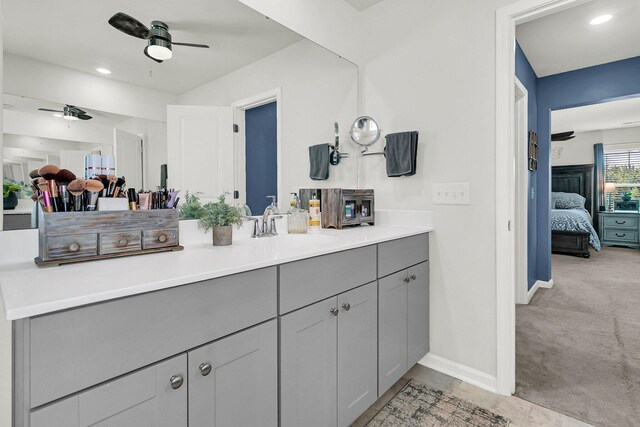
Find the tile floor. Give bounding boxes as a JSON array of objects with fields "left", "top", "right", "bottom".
[{"left": 352, "top": 364, "right": 593, "bottom": 426}]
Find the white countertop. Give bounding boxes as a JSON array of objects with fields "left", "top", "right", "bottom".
[{"left": 0, "top": 222, "right": 432, "bottom": 320}]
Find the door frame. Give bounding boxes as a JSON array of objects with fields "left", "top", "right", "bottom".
[
  {"left": 231, "top": 88, "right": 282, "bottom": 210},
  {"left": 514, "top": 78, "right": 528, "bottom": 305},
  {"left": 495, "top": 0, "right": 593, "bottom": 395}
]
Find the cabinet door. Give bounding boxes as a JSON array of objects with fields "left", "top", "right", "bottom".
[
  {"left": 280, "top": 297, "right": 338, "bottom": 427},
  {"left": 378, "top": 270, "right": 408, "bottom": 394},
  {"left": 408, "top": 261, "right": 430, "bottom": 366},
  {"left": 337, "top": 282, "right": 378, "bottom": 427},
  {"left": 31, "top": 353, "right": 187, "bottom": 427},
  {"left": 188, "top": 320, "right": 277, "bottom": 427}
]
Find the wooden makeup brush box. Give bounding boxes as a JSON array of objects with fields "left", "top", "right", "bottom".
[{"left": 35, "top": 209, "right": 183, "bottom": 266}]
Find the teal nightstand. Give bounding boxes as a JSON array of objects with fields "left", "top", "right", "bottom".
[{"left": 598, "top": 212, "right": 640, "bottom": 249}]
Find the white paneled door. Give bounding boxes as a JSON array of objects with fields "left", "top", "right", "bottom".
[
  {"left": 166, "top": 105, "right": 233, "bottom": 200},
  {"left": 114, "top": 128, "right": 143, "bottom": 191}
]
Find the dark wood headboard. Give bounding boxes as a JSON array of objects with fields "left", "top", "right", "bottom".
[{"left": 551, "top": 164, "right": 594, "bottom": 216}]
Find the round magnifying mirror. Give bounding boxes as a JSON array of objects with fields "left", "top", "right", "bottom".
[{"left": 350, "top": 116, "right": 381, "bottom": 147}]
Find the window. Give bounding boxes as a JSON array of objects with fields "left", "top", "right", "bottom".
[{"left": 604, "top": 149, "right": 640, "bottom": 203}]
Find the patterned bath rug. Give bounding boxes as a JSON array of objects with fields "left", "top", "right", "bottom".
[{"left": 366, "top": 380, "right": 510, "bottom": 427}]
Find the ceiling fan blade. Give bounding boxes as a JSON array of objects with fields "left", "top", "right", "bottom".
[
  {"left": 38, "top": 108, "right": 64, "bottom": 113},
  {"left": 108, "top": 12, "right": 151, "bottom": 39},
  {"left": 172, "top": 42, "right": 210, "bottom": 48},
  {"left": 144, "top": 46, "right": 164, "bottom": 63},
  {"left": 78, "top": 114, "right": 92, "bottom": 120},
  {"left": 551, "top": 131, "right": 575, "bottom": 142}
]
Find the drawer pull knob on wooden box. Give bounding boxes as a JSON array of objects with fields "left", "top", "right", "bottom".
[{"left": 35, "top": 209, "right": 183, "bottom": 266}]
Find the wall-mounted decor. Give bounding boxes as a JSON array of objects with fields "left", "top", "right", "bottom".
[{"left": 528, "top": 130, "right": 538, "bottom": 171}]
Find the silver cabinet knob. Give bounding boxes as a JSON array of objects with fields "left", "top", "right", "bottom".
[
  {"left": 158, "top": 234, "right": 168, "bottom": 243},
  {"left": 170, "top": 375, "right": 184, "bottom": 390},
  {"left": 117, "top": 239, "right": 128, "bottom": 247},
  {"left": 403, "top": 277, "right": 411, "bottom": 283},
  {"left": 410, "top": 275, "right": 417, "bottom": 281},
  {"left": 199, "top": 363, "right": 212, "bottom": 376},
  {"left": 68, "top": 243, "right": 80, "bottom": 252},
  {"left": 342, "top": 303, "right": 351, "bottom": 311},
  {"left": 330, "top": 307, "right": 339, "bottom": 316}
]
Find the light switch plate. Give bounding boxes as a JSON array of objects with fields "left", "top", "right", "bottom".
[{"left": 433, "top": 183, "right": 471, "bottom": 205}]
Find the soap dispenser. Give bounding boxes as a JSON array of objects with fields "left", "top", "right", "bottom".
[{"left": 287, "top": 193, "right": 309, "bottom": 234}]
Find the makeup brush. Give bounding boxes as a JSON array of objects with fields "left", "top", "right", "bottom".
[
  {"left": 29, "top": 169, "right": 41, "bottom": 179},
  {"left": 106, "top": 175, "right": 118, "bottom": 197},
  {"left": 55, "top": 169, "right": 76, "bottom": 212},
  {"left": 42, "top": 191, "right": 54, "bottom": 213},
  {"left": 112, "top": 177, "right": 125, "bottom": 198},
  {"left": 68, "top": 179, "right": 87, "bottom": 211},
  {"left": 85, "top": 179, "right": 105, "bottom": 211},
  {"left": 38, "top": 165, "right": 61, "bottom": 212}
]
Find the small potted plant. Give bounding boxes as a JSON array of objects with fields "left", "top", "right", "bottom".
[
  {"left": 178, "top": 191, "right": 206, "bottom": 220},
  {"left": 198, "top": 193, "right": 245, "bottom": 246},
  {"left": 3, "top": 179, "right": 27, "bottom": 210},
  {"left": 621, "top": 190, "right": 633, "bottom": 202}
]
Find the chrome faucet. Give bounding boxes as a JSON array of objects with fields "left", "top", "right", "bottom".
[{"left": 247, "top": 196, "right": 282, "bottom": 238}]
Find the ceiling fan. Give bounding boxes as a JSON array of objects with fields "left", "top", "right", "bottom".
[
  {"left": 551, "top": 131, "right": 575, "bottom": 142},
  {"left": 108, "top": 12, "right": 209, "bottom": 63},
  {"left": 38, "top": 105, "right": 92, "bottom": 121}
]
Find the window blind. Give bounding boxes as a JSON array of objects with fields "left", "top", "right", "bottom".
[{"left": 604, "top": 149, "right": 640, "bottom": 202}]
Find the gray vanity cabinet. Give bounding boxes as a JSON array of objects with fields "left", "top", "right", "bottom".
[
  {"left": 378, "top": 261, "right": 430, "bottom": 394},
  {"left": 188, "top": 320, "right": 277, "bottom": 427},
  {"left": 280, "top": 282, "right": 378, "bottom": 427},
  {"left": 30, "top": 353, "right": 188, "bottom": 427}
]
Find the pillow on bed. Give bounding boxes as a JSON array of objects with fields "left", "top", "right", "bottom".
[{"left": 552, "top": 192, "right": 586, "bottom": 209}]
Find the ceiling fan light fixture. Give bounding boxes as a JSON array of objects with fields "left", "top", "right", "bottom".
[
  {"left": 589, "top": 14, "right": 612, "bottom": 26},
  {"left": 147, "top": 39, "right": 173, "bottom": 60},
  {"left": 53, "top": 113, "right": 63, "bottom": 118},
  {"left": 63, "top": 114, "right": 79, "bottom": 121},
  {"left": 96, "top": 67, "right": 112, "bottom": 75}
]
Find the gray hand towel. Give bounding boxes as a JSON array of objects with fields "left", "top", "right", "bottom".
[
  {"left": 309, "top": 143, "right": 330, "bottom": 180},
  {"left": 385, "top": 131, "right": 418, "bottom": 177}
]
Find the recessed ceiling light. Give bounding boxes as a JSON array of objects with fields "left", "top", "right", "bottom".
[
  {"left": 96, "top": 67, "right": 112, "bottom": 75},
  {"left": 589, "top": 14, "right": 612, "bottom": 26},
  {"left": 53, "top": 113, "right": 63, "bottom": 118}
]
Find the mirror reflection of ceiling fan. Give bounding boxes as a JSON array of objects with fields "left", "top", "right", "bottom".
[
  {"left": 108, "top": 12, "right": 210, "bottom": 63},
  {"left": 38, "top": 105, "right": 92, "bottom": 121}
]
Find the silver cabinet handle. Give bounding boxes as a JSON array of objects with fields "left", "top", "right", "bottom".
[
  {"left": 170, "top": 375, "right": 184, "bottom": 390},
  {"left": 117, "top": 239, "right": 128, "bottom": 247},
  {"left": 68, "top": 243, "right": 80, "bottom": 252},
  {"left": 410, "top": 275, "right": 417, "bottom": 281},
  {"left": 615, "top": 220, "right": 626, "bottom": 224},
  {"left": 199, "top": 363, "right": 212, "bottom": 376},
  {"left": 330, "top": 307, "right": 339, "bottom": 316},
  {"left": 403, "top": 277, "right": 411, "bottom": 283},
  {"left": 158, "top": 234, "right": 168, "bottom": 243},
  {"left": 342, "top": 303, "right": 351, "bottom": 311}
]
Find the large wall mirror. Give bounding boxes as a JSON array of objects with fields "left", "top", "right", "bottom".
[{"left": 2, "top": 0, "right": 359, "bottom": 230}]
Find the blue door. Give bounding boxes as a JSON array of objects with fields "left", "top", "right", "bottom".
[{"left": 245, "top": 101, "right": 277, "bottom": 215}]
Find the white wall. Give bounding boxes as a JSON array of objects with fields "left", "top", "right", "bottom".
[
  {"left": 4, "top": 54, "right": 178, "bottom": 122},
  {"left": 552, "top": 127, "right": 640, "bottom": 166},
  {"left": 355, "top": 0, "right": 524, "bottom": 381},
  {"left": 0, "top": 3, "right": 8, "bottom": 422},
  {"left": 115, "top": 118, "right": 168, "bottom": 189},
  {"left": 236, "top": 0, "right": 362, "bottom": 64},
  {"left": 179, "top": 39, "right": 359, "bottom": 206}
]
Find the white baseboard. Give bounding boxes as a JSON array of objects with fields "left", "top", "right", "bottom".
[
  {"left": 419, "top": 353, "right": 497, "bottom": 393},
  {"left": 525, "top": 278, "right": 553, "bottom": 304}
]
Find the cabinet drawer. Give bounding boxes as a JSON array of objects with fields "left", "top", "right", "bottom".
[
  {"left": 29, "top": 267, "right": 277, "bottom": 408},
  {"left": 46, "top": 234, "right": 97, "bottom": 260},
  {"left": 31, "top": 353, "right": 187, "bottom": 427},
  {"left": 378, "top": 234, "right": 429, "bottom": 278},
  {"left": 279, "top": 246, "right": 376, "bottom": 314},
  {"left": 99, "top": 231, "right": 142, "bottom": 255},
  {"left": 143, "top": 228, "right": 178, "bottom": 249},
  {"left": 603, "top": 229, "right": 639, "bottom": 243},
  {"left": 603, "top": 216, "right": 638, "bottom": 229}
]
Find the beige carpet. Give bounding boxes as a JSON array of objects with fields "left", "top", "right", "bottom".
[{"left": 516, "top": 246, "right": 640, "bottom": 427}]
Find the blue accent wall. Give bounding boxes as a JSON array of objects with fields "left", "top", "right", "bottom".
[
  {"left": 245, "top": 101, "right": 277, "bottom": 215},
  {"left": 536, "top": 56, "right": 640, "bottom": 283},
  {"left": 515, "top": 42, "right": 539, "bottom": 289}
]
